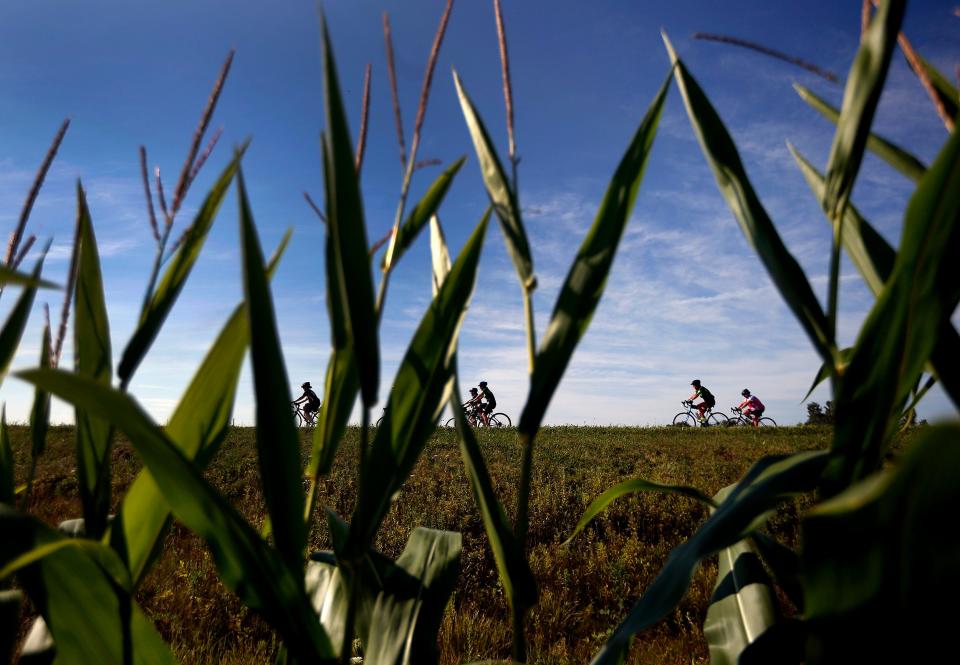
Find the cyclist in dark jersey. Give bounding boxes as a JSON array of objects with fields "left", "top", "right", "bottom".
[
  {"left": 293, "top": 381, "right": 321, "bottom": 420},
  {"left": 688, "top": 379, "right": 715, "bottom": 423},
  {"left": 478, "top": 381, "right": 496, "bottom": 427}
]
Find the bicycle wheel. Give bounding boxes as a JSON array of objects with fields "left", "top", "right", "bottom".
[
  {"left": 758, "top": 417, "right": 777, "bottom": 427},
  {"left": 706, "top": 412, "right": 728, "bottom": 427},
  {"left": 291, "top": 406, "right": 304, "bottom": 428},
  {"left": 673, "top": 412, "right": 696, "bottom": 427},
  {"left": 376, "top": 416, "right": 385, "bottom": 427},
  {"left": 491, "top": 413, "right": 511, "bottom": 427},
  {"left": 443, "top": 417, "right": 456, "bottom": 428}
]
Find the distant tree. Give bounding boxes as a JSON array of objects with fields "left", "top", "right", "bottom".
[{"left": 806, "top": 401, "right": 834, "bottom": 425}]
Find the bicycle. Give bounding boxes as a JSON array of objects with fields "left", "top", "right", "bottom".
[
  {"left": 291, "top": 401, "right": 318, "bottom": 428},
  {"left": 672, "top": 400, "right": 727, "bottom": 427},
  {"left": 727, "top": 406, "right": 777, "bottom": 428},
  {"left": 444, "top": 402, "right": 511, "bottom": 428}
]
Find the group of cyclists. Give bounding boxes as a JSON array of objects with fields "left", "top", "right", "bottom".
[
  {"left": 292, "top": 380, "right": 499, "bottom": 427},
  {"left": 295, "top": 377, "right": 767, "bottom": 428},
  {"left": 688, "top": 379, "right": 767, "bottom": 427}
]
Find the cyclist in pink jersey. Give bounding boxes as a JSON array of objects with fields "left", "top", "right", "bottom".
[{"left": 738, "top": 389, "right": 765, "bottom": 427}]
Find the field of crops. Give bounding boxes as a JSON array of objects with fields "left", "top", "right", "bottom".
[{"left": 7, "top": 424, "right": 847, "bottom": 664}]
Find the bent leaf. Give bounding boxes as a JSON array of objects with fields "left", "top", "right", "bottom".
[
  {"left": 349, "top": 211, "right": 489, "bottom": 554},
  {"left": 793, "top": 84, "right": 925, "bottom": 183},
  {"left": 590, "top": 451, "right": 827, "bottom": 664},
  {"left": 454, "top": 71, "right": 535, "bottom": 291},
  {"left": 118, "top": 147, "right": 244, "bottom": 387},
  {"left": 17, "top": 369, "right": 335, "bottom": 662},
  {"left": 0, "top": 251, "right": 46, "bottom": 388},
  {"left": 109, "top": 233, "right": 290, "bottom": 587},
  {"left": 519, "top": 68, "right": 671, "bottom": 437},
  {"left": 566, "top": 477, "right": 715, "bottom": 546},
  {"left": 664, "top": 35, "right": 833, "bottom": 367},
  {"left": 0, "top": 265, "right": 57, "bottom": 290}
]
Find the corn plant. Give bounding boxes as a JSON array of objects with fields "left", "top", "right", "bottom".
[{"left": 567, "top": 1, "right": 960, "bottom": 662}]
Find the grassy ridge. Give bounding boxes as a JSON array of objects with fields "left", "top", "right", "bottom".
[{"left": 10, "top": 425, "right": 835, "bottom": 664}]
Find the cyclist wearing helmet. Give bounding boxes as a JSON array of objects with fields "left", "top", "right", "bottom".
[
  {"left": 688, "top": 379, "right": 715, "bottom": 423},
  {"left": 737, "top": 389, "right": 765, "bottom": 427},
  {"left": 478, "top": 381, "right": 496, "bottom": 427},
  {"left": 293, "top": 381, "right": 321, "bottom": 420}
]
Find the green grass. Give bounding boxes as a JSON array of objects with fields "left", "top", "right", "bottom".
[{"left": 10, "top": 424, "right": 844, "bottom": 663}]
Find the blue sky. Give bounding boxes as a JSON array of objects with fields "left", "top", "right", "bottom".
[{"left": 1, "top": 0, "right": 956, "bottom": 426}]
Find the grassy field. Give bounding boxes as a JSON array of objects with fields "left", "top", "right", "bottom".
[{"left": 8, "top": 424, "right": 842, "bottom": 664}]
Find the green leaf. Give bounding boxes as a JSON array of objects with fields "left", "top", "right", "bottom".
[
  {"left": 108, "top": 232, "right": 290, "bottom": 587},
  {"left": 309, "top": 139, "right": 358, "bottom": 481},
  {"left": 0, "top": 250, "right": 46, "bottom": 389},
  {"left": 917, "top": 54, "right": 959, "bottom": 125},
  {"left": 590, "top": 451, "right": 828, "bottom": 665},
  {"left": 803, "top": 424, "right": 960, "bottom": 661},
  {"left": 28, "top": 323, "right": 51, "bottom": 461},
  {"left": 0, "top": 408, "right": 12, "bottom": 505},
  {"left": 821, "top": 0, "right": 906, "bottom": 220},
  {"left": 0, "top": 504, "right": 176, "bottom": 665},
  {"left": 364, "top": 528, "right": 462, "bottom": 665},
  {"left": 321, "top": 17, "right": 379, "bottom": 408},
  {"left": 790, "top": 143, "right": 960, "bottom": 410},
  {"left": 383, "top": 157, "right": 466, "bottom": 272},
  {"left": 801, "top": 347, "right": 853, "bottom": 404},
  {"left": 16, "top": 369, "right": 335, "bottom": 661},
  {"left": 349, "top": 211, "right": 489, "bottom": 554},
  {"left": 703, "top": 485, "right": 778, "bottom": 665},
  {"left": 453, "top": 71, "right": 535, "bottom": 292},
  {"left": 664, "top": 35, "right": 833, "bottom": 367},
  {"left": 826, "top": 120, "right": 960, "bottom": 492},
  {"left": 118, "top": 148, "right": 245, "bottom": 387},
  {"left": 565, "top": 477, "right": 715, "bottom": 546},
  {"left": 237, "top": 167, "right": 305, "bottom": 571},
  {"left": 449, "top": 376, "right": 537, "bottom": 610},
  {"left": 793, "top": 84, "right": 926, "bottom": 183},
  {"left": 73, "top": 182, "right": 114, "bottom": 540},
  {"left": 518, "top": 69, "right": 671, "bottom": 436},
  {"left": 0, "top": 265, "right": 58, "bottom": 290}
]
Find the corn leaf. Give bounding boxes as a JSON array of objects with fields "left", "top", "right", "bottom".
[
  {"left": 109, "top": 233, "right": 290, "bottom": 587},
  {"left": 73, "top": 182, "right": 114, "bottom": 540},
  {"left": 383, "top": 157, "right": 466, "bottom": 272},
  {"left": 0, "top": 504, "right": 175, "bottom": 665},
  {"left": 449, "top": 378, "right": 537, "bottom": 610},
  {"left": 826, "top": 122, "right": 960, "bottom": 492},
  {"left": 28, "top": 324, "right": 51, "bottom": 461},
  {"left": 0, "top": 265, "right": 57, "bottom": 290},
  {"left": 309, "top": 140, "right": 358, "bottom": 481},
  {"left": 664, "top": 36, "right": 833, "bottom": 367},
  {"left": 364, "top": 528, "right": 462, "bottom": 665},
  {"left": 349, "top": 212, "right": 489, "bottom": 554},
  {"left": 590, "top": 451, "right": 828, "bottom": 665},
  {"left": 237, "top": 167, "right": 305, "bottom": 571},
  {"left": 0, "top": 589, "right": 21, "bottom": 664},
  {"left": 16, "top": 369, "right": 336, "bottom": 661},
  {"left": 793, "top": 84, "right": 926, "bottom": 183},
  {"left": 791, "top": 143, "right": 960, "bottom": 409},
  {"left": 0, "top": 252, "right": 46, "bottom": 388},
  {"left": 453, "top": 71, "right": 535, "bottom": 291},
  {"left": 703, "top": 485, "right": 778, "bottom": 665},
  {"left": 118, "top": 148, "right": 244, "bottom": 386},
  {"left": 321, "top": 17, "right": 378, "bottom": 408},
  {"left": 917, "top": 54, "right": 959, "bottom": 126},
  {"left": 0, "top": 409, "right": 12, "bottom": 504},
  {"left": 518, "top": 69, "right": 671, "bottom": 436},
  {"left": 801, "top": 347, "right": 853, "bottom": 404},
  {"left": 822, "top": 0, "right": 906, "bottom": 220},
  {"left": 429, "top": 215, "right": 452, "bottom": 296},
  {"left": 565, "top": 477, "right": 715, "bottom": 546},
  {"left": 803, "top": 424, "right": 960, "bottom": 661}
]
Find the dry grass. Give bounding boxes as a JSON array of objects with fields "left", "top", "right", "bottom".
[{"left": 9, "top": 424, "right": 839, "bottom": 664}]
